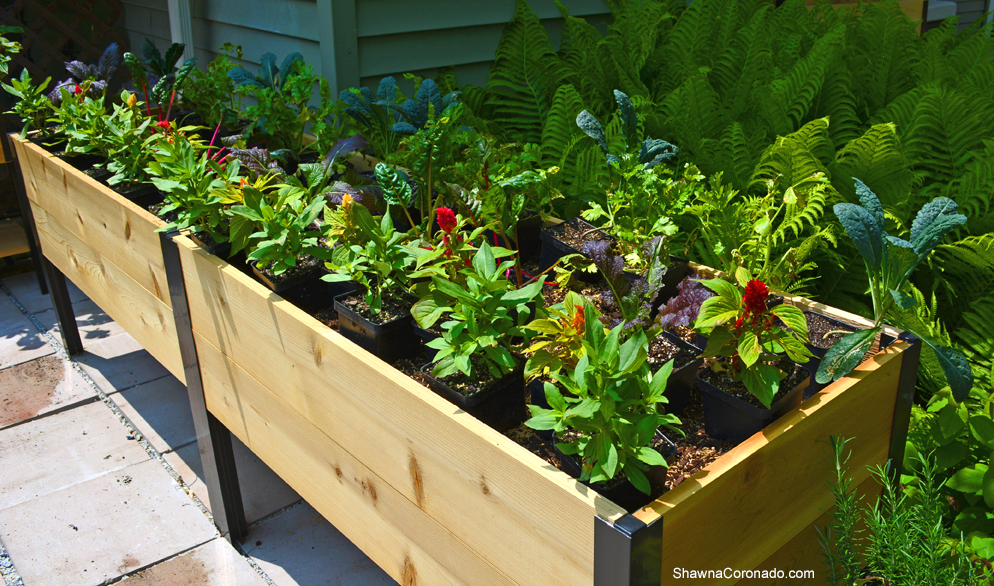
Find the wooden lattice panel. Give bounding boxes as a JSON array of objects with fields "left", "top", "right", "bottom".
[{"left": 1, "top": 0, "right": 127, "bottom": 81}]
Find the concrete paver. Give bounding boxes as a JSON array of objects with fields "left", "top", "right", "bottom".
[
  {"left": 242, "top": 503, "right": 394, "bottom": 586},
  {"left": 0, "top": 293, "right": 54, "bottom": 369},
  {"left": 113, "top": 375, "right": 196, "bottom": 454},
  {"left": 0, "top": 354, "right": 96, "bottom": 429},
  {"left": 0, "top": 459, "right": 217, "bottom": 586},
  {"left": 1, "top": 271, "right": 87, "bottom": 315},
  {"left": 34, "top": 299, "right": 126, "bottom": 343},
  {"left": 76, "top": 332, "right": 170, "bottom": 394},
  {"left": 0, "top": 399, "right": 151, "bottom": 510},
  {"left": 116, "top": 538, "right": 268, "bottom": 586},
  {"left": 165, "top": 437, "right": 301, "bottom": 525}
]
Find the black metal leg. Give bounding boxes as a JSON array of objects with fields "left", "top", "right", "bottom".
[
  {"left": 8, "top": 144, "right": 48, "bottom": 296},
  {"left": 594, "top": 514, "right": 663, "bottom": 586},
  {"left": 159, "top": 230, "right": 247, "bottom": 542},
  {"left": 43, "top": 258, "right": 83, "bottom": 355},
  {"left": 887, "top": 333, "right": 922, "bottom": 482}
]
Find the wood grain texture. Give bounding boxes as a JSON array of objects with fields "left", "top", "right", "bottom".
[
  {"left": 195, "top": 332, "right": 515, "bottom": 586},
  {"left": 174, "top": 236, "right": 623, "bottom": 586},
  {"left": 745, "top": 474, "right": 883, "bottom": 585},
  {"left": 13, "top": 138, "right": 171, "bottom": 308},
  {"left": 31, "top": 205, "right": 184, "bottom": 382},
  {"left": 638, "top": 343, "right": 904, "bottom": 584}
]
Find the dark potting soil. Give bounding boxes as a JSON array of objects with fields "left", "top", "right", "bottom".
[
  {"left": 698, "top": 357, "right": 809, "bottom": 409},
  {"left": 669, "top": 325, "right": 698, "bottom": 345},
  {"left": 807, "top": 312, "right": 857, "bottom": 349},
  {"left": 313, "top": 305, "right": 340, "bottom": 331},
  {"left": 663, "top": 388, "right": 733, "bottom": 490},
  {"left": 506, "top": 424, "right": 562, "bottom": 469},
  {"left": 108, "top": 181, "right": 154, "bottom": 200},
  {"left": 254, "top": 254, "right": 324, "bottom": 288},
  {"left": 424, "top": 353, "right": 511, "bottom": 398},
  {"left": 544, "top": 220, "right": 612, "bottom": 250},
  {"left": 338, "top": 290, "right": 414, "bottom": 324},
  {"left": 647, "top": 336, "right": 697, "bottom": 371},
  {"left": 542, "top": 281, "right": 612, "bottom": 315}
]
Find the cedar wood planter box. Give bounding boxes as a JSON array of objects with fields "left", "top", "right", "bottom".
[{"left": 15, "top": 134, "right": 918, "bottom": 585}]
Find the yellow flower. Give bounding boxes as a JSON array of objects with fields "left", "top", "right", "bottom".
[
  {"left": 341, "top": 193, "right": 353, "bottom": 212},
  {"left": 126, "top": 93, "right": 137, "bottom": 109}
]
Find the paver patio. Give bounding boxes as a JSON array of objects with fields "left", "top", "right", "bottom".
[{"left": 0, "top": 271, "right": 393, "bottom": 586}]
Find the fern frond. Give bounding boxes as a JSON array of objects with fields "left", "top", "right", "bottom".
[
  {"left": 484, "top": 0, "right": 567, "bottom": 143},
  {"left": 929, "top": 234, "right": 994, "bottom": 329},
  {"left": 541, "top": 84, "right": 587, "bottom": 168},
  {"left": 829, "top": 122, "right": 913, "bottom": 220},
  {"left": 750, "top": 118, "right": 832, "bottom": 194},
  {"left": 953, "top": 294, "right": 994, "bottom": 392},
  {"left": 940, "top": 140, "right": 994, "bottom": 234}
]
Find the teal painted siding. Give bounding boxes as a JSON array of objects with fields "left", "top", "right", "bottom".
[{"left": 116, "top": 0, "right": 611, "bottom": 94}]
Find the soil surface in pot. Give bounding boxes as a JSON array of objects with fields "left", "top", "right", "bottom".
[
  {"left": 807, "top": 312, "right": 857, "bottom": 349},
  {"left": 647, "top": 335, "right": 697, "bottom": 371},
  {"left": 108, "top": 181, "right": 155, "bottom": 200},
  {"left": 542, "top": 280, "right": 612, "bottom": 315},
  {"left": 663, "top": 389, "right": 734, "bottom": 490},
  {"left": 422, "top": 353, "right": 515, "bottom": 398},
  {"left": 255, "top": 254, "right": 323, "bottom": 288},
  {"left": 667, "top": 325, "right": 698, "bottom": 345},
  {"left": 699, "top": 357, "right": 808, "bottom": 409},
  {"left": 544, "top": 220, "right": 612, "bottom": 250},
  {"left": 337, "top": 289, "right": 414, "bottom": 324}
]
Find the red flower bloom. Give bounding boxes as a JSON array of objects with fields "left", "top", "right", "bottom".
[
  {"left": 734, "top": 317, "right": 745, "bottom": 330},
  {"left": 464, "top": 256, "right": 471, "bottom": 267},
  {"left": 73, "top": 85, "right": 83, "bottom": 96},
  {"left": 155, "top": 120, "right": 171, "bottom": 131},
  {"left": 572, "top": 305, "right": 586, "bottom": 332},
  {"left": 742, "top": 279, "right": 769, "bottom": 315},
  {"left": 436, "top": 207, "right": 457, "bottom": 234},
  {"left": 442, "top": 234, "right": 449, "bottom": 247},
  {"left": 444, "top": 249, "right": 453, "bottom": 259}
]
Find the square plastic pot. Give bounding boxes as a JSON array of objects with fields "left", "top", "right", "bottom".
[
  {"left": 698, "top": 368, "right": 809, "bottom": 444},
  {"left": 420, "top": 360, "right": 526, "bottom": 432}
]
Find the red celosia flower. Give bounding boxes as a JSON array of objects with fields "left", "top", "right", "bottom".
[
  {"left": 436, "top": 207, "right": 457, "bottom": 234},
  {"left": 73, "top": 85, "right": 83, "bottom": 96},
  {"left": 572, "top": 304, "right": 586, "bottom": 332},
  {"left": 464, "top": 256, "right": 471, "bottom": 267},
  {"left": 155, "top": 120, "right": 171, "bottom": 131},
  {"left": 734, "top": 317, "right": 745, "bottom": 330},
  {"left": 742, "top": 280, "right": 769, "bottom": 315},
  {"left": 444, "top": 249, "right": 453, "bottom": 259},
  {"left": 442, "top": 234, "right": 449, "bottom": 247}
]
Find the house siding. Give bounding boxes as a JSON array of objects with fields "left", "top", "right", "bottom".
[{"left": 115, "top": 0, "right": 611, "bottom": 94}]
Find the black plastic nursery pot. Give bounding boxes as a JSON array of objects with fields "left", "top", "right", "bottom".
[
  {"left": 697, "top": 367, "right": 809, "bottom": 444},
  {"left": 413, "top": 322, "right": 441, "bottom": 362},
  {"left": 654, "top": 332, "right": 705, "bottom": 415},
  {"left": 249, "top": 259, "right": 325, "bottom": 294},
  {"left": 420, "top": 360, "right": 526, "bottom": 433},
  {"left": 801, "top": 312, "right": 896, "bottom": 399},
  {"left": 486, "top": 210, "right": 543, "bottom": 263},
  {"left": 555, "top": 430, "right": 678, "bottom": 513},
  {"left": 538, "top": 217, "right": 614, "bottom": 280},
  {"left": 190, "top": 232, "right": 232, "bottom": 259},
  {"left": 334, "top": 290, "right": 419, "bottom": 363}
]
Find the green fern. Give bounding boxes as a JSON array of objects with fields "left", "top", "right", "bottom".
[
  {"left": 829, "top": 123, "right": 914, "bottom": 221},
  {"left": 484, "top": 0, "right": 567, "bottom": 143}
]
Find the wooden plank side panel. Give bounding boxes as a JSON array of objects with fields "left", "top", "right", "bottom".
[
  {"left": 31, "top": 205, "right": 185, "bottom": 382},
  {"left": 744, "top": 475, "right": 883, "bottom": 585},
  {"left": 648, "top": 346, "right": 903, "bottom": 585},
  {"left": 13, "top": 139, "right": 171, "bottom": 309},
  {"left": 175, "top": 238, "right": 619, "bottom": 586},
  {"left": 195, "top": 333, "right": 515, "bottom": 586}
]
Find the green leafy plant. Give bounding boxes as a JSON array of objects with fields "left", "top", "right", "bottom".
[
  {"left": 323, "top": 200, "right": 417, "bottom": 316},
  {"left": 816, "top": 180, "right": 973, "bottom": 400},
  {"left": 339, "top": 76, "right": 409, "bottom": 158},
  {"left": 818, "top": 436, "right": 989, "bottom": 586},
  {"left": 419, "top": 241, "right": 544, "bottom": 380},
  {"left": 2, "top": 68, "right": 51, "bottom": 136},
  {"left": 99, "top": 91, "right": 155, "bottom": 185},
  {"left": 231, "top": 185, "right": 327, "bottom": 276},
  {"left": 146, "top": 134, "right": 238, "bottom": 243},
  {"left": 408, "top": 206, "right": 489, "bottom": 287},
  {"left": 523, "top": 291, "right": 596, "bottom": 381},
  {"left": 183, "top": 44, "right": 242, "bottom": 130},
  {"left": 525, "top": 304, "right": 682, "bottom": 494},
  {"left": 694, "top": 272, "right": 813, "bottom": 408},
  {"left": 123, "top": 50, "right": 196, "bottom": 123},
  {"left": 49, "top": 89, "right": 107, "bottom": 155},
  {"left": 0, "top": 26, "right": 22, "bottom": 81}
]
